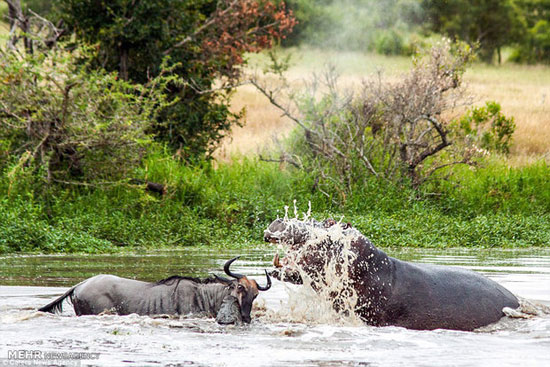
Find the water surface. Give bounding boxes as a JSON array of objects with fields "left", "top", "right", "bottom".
[{"left": 1, "top": 248, "right": 549, "bottom": 367}]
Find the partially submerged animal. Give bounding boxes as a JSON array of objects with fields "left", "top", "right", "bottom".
[
  {"left": 265, "top": 218, "right": 519, "bottom": 331},
  {"left": 38, "top": 257, "right": 270, "bottom": 324}
]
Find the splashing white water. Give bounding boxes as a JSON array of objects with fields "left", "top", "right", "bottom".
[
  {"left": 264, "top": 216, "right": 365, "bottom": 326},
  {"left": 282, "top": 201, "right": 312, "bottom": 222}
]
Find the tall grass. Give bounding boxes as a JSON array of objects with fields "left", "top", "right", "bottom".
[{"left": 2, "top": 149, "right": 550, "bottom": 253}]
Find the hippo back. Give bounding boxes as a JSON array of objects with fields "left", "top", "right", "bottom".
[{"left": 383, "top": 259, "right": 519, "bottom": 330}]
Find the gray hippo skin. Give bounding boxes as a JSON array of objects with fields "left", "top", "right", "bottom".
[{"left": 265, "top": 218, "right": 520, "bottom": 331}]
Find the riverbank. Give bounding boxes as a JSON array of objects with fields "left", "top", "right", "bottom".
[
  {"left": 2, "top": 155, "right": 550, "bottom": 254},
  {"left": 1, "top": 48, "right": 549, "bottom": 254}
]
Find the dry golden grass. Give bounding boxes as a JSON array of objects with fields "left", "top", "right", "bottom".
[
  {"left": 215, "top": 84, "right": 294, "bottom": 161},
  {"left": 216, "top": 48, "right": 550, "bottom": 163},
  {"left": 465, "top": 63, "right": 550, "bottom": 158}
]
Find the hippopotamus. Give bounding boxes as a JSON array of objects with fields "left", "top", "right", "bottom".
[{"left": 264, "top": 218, "right": 520, "bottom": 331}]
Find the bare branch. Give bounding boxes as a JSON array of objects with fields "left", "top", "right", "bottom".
[{"left": 259, "top": 154, "right": 302, "bottom": 169}]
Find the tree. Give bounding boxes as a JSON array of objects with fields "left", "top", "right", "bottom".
[
  {"left": 282, "top": 0, "right": 422, "bottom": 53},
  {"left": 513, "top": 0, "right": 550, "bottom": 63},
  {"left": 55, "top": 0, "right": 296, "bottom": 159},
  {"left": 422, "top": 0, "right": 525, "bottom": 63}
]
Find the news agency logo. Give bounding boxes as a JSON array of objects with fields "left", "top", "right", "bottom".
[
  {"left": 1, "top": 359, "right": 80, "bottom": 367},
  {"left": 3, "top": 350, "right": 100, "bottom": 366},
  {"left": 6, "top": 351, "right": 42, "bottom": 360}
]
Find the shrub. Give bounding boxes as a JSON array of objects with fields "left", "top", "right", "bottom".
[
  {"left": 457, "top": 101, "right": 516, "bottom": 154},
  {"left": 253, "top": 41, "right": 476, "bottom": 202},
  {"left": 374, "top": 29, "right": 405, "bottom": 56},
  {"left": 0, "top": 46, "right": 173, "bottom": 188}
]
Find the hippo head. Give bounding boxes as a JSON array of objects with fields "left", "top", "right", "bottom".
[
  {"left": 263, "top": 218, "right": 324, "bottom": 247},
  {"left": 215, "top": 257, "right": 271, "bottom": 324},
  {"left": 264, "top": 218, "right": 356, "bottom": 285}
]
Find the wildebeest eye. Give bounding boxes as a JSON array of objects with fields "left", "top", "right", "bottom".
[{"left": 237, "top": 284, "right": 245, "bottom": 292}]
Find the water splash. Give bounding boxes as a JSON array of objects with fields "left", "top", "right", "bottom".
[
  {"left": 503, "top": 297, "right": 550, "bottom": 319},
  {"left": 266, "top": 216, "right": 365, "bottom": 326},
  {"left": 282, "top": 201, "right": 312, "bottom": 222}
]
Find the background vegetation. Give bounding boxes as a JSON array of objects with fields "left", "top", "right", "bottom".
[
  {"left": 283, "top": 0, "right": 550, "bottom": 64},
  {"left": 0, "top": 0, "right": 549, "bottom": 254}
]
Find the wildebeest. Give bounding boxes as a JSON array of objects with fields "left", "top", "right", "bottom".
[
  {"left": 264, "top": 218, "right": 520, "bottom": 331},
  {"left": 38, "top": 257, "right": 271, "bottom": 324}
]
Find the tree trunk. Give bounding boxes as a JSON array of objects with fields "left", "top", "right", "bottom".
[
  {"left": 5, "top": 0, "right": 27, "bottom": 51},
  {"left": 120, "top": 47, "right": 129, "bottom": 81}
]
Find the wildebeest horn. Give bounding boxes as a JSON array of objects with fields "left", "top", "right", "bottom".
[
  {"left": 224, "top": 256, "right": 245, "bottom": 279},
  {"left": 257, "top": 270, "right": 272, "bottom": 291}
]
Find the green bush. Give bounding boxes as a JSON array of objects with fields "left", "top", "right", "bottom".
[
  {"left": 457, "top": 101, "right": 516, "bottom": 154},
  {"left": 0, "top": 46, "right": 176, "bottom": 187},
  {"left": 374, "top": 29, "right": 406, "bottom": 56},
  {"left": 2, "top": 151, "right": 550, "bottom": 254}
]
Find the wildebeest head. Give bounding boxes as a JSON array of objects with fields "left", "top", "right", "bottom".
[{"left": 215, "top": 257, "right": 271, "bottom": 323}]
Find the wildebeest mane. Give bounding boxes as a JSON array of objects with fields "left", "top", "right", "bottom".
[{"left": 154, "top": 275, "right": 228, "bottom": 286}]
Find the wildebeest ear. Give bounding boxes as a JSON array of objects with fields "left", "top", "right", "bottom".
[{"left": 213, "top": 274, "right": 233, "bottom": 285}]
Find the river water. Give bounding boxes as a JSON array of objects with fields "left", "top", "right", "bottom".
[{"left": 0, "top": 248, "right": 549, "bottom": 367}]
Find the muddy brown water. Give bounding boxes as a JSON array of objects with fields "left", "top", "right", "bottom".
[{"left": 1, "top": 248, "right": 549, "bottom": 367}]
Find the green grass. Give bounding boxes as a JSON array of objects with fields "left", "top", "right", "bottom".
[{"left": 1, "top": 150, "right": 549, "bottom": 254}]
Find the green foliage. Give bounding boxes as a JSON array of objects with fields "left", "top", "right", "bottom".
[
  {"left": 0, "top": 149, "right": 318, "bottom": 253},
  {"left": 0, "top": 197, "right": 114, "bottom": 253},
  {"left": 510, "top": 0, "right": 550, "bottom": 63},
  {"left": 22, "top": 0, "right": 54, "bottom": 16},
  {"left": 0, "top": 46, "right": 174, "bottom": 187},
  {"left": 374, "top": 29, "right": 406, "bottom": 56},
  {"left": 54, "top": 0, "right": 295, "bottom": 159},
  {"left": 457, "top": 101, "right": 516, "bottom": 154},
  {"left": 422, "top": 0, "right": 525, "bottom": 63},
  {"left": 277, "top": 0, "right": 550, "bottom": 64},
  {"left": 283, "top": 0, "right": 422, "bottom": 55},
  {"left": 54, "top": 0, "right": 230, "bottom": 158},
  {"left": 1, "top": 152, "right": 550, "bottom": 254}
]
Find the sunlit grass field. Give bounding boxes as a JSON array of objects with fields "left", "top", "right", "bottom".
[{"left": 219, "top": 47, "right": 550, "bottom": 163}]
